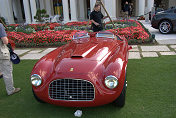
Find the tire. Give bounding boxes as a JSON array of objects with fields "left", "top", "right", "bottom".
[
  {"left": 113, "top": 74, "right": 127, "bottom": 107},
  {"left": 32, "top": 89, "right": 45, "bottom": 103},
  {"left": 159, "top": 20, "right": 172, "bottom": 34}
]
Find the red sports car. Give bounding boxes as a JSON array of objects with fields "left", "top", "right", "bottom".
[{"left": 31, "top": 31, "right": 131, "bottom": 107}]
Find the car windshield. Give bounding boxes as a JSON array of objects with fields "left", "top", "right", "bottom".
[
  {"left": 162, "top": 7, "right": 176, "bottom": 13},
  {"left": 72, "top": 31, "right": 120, "bottom": 42},
  {"left": 73, "top": 32, "right": 89, "bottom": 40},
  {"left": 96, "top": 31, "right": 115, "bottom": 38}
]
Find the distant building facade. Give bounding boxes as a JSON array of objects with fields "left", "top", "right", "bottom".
[{"left": 0, "top": 0, "right": 176, "bottom": 24}]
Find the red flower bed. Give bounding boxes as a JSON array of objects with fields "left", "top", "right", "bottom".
[
  {"left": 106, "top": 20, "right": 149, "bottom": 43},
  {"left": 65, "top": 21, "right": 91, "bottom": 26},
  {"left": 7, "top": 30, "right": 79, "bottom": 45},
  {"left": 137, "top": 16, "right": 145, "bottom": 20},
  {"left": 29, "top": 23, "right": 61, "bottom": 30},
  {"left": 7, "top": 20, "right": 152, "bottom": 47},
  {"left": 8, "top": 24, "right": 20, "bottom": 27}
]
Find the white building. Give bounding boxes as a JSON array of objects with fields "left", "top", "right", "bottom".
[{"left": 0, "top": 0, "right": 176, "bottom": 24}]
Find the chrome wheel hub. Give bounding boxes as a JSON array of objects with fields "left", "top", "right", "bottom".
[{"left": 159, "top": 21, "right": 171, "bottom": 33}]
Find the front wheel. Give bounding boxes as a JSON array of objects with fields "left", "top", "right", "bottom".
[
  {"left": 32, "top": 89, "right": 45, "bottom": 103},
  {"left": 159, "top": 20, "right": 172, "bottom": 34},
  {"left": 113, "top": 76, "right": 127, "bottom": 107}
]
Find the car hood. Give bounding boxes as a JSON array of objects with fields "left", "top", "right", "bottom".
[
  {"left": 157, "top": 11, "right": 165, "bottom": 14},
  {"left": 58, "top": 41, "right": 117, "bottom": 61},
  {"left": 54, "top": 41, "right": 118, "bottom": 74},
  {"left": 55, "top": 59, "right": 103, "bottom": 74}
]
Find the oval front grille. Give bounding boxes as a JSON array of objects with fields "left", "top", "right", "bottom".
[{"left": 49, "top": 79, "right": 95, "bottom": 101}]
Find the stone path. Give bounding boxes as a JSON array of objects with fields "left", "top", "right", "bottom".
[
  {"left": 128, "top": 45, "right": 176, "bottom": 59},
  {"left": 14, "top": 45, "right": 176, "bottom": 60},
  {"left": 14, "top": 48, "right": 56, "bottom": 60}
]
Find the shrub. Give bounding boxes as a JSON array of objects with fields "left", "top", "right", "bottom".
[{"left": 34, "top": 9, "right": 49, "bottom": 22}]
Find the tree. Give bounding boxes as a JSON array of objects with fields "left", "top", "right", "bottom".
[{"left": 34, "top": 9, "right": 49, "bottom": 22}]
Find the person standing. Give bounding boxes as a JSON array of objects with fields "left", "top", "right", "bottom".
[
  {"left": 90, "top": 3, "right": 107, "bottom": 32},
  {"left": 124, "top": 1, "right": 130, "bottom": 20},
  {"left": 0, "top": 23, "right": 21, "bottom": 96},
  {"left": 129, "top": 3, "right": 133, "bottom": 17}
]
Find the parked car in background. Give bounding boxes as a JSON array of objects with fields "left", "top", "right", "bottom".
[
  {"left": 149, "top": 8, "right": 164, "bottom": 20},
  {"left": 30, "top": 31, "right": 131, "bottom": 107},
  {"left": 151, "top": 7, "right": 176, "bottom": 34}
]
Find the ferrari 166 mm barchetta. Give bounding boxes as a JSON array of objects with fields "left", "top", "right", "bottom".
[{"left": 31, "top": 31, "right": 131, "bottom": 107}]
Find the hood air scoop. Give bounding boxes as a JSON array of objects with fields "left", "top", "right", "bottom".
[
  {"left": 71, "top": 55, "right": 83, "bottom": 58},
  {"left": 71, "top": 43, "right": 97, "bottom": 58}
]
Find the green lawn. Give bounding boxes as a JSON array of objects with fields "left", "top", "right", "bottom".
[{"left": 0, "top": 56, "right": 176, "bottom": 118}]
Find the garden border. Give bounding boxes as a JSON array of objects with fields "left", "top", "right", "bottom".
[{"left": 7, "top": 20, "right": 155, "bottom": 48}]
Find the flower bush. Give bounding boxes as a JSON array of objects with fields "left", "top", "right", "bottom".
[
  {"left": 106, "top": 20, "right": 151, "bottom": 44},
  {"left": 6, "top": 20, "right": 153, "bottom": 48},
  {"left": 137, "top": 15, "right": 145, "bottom": 20},
  {"left": 65, "top": 21, "right": 91, "bottom": 26},
  {"left": 7, "top": 30, "right": 79, "bottom": 47}
]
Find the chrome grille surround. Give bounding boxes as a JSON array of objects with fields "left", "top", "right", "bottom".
[{"left": 49, "top": 79, "right": 95, "bottom": 101}]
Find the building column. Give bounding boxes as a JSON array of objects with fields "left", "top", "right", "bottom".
[
  {"left": 39, "top": 0, "right": 45, "bottom": 9},
  {"left": 45, "top": 0, "right": 54, "bottom": 16},
  {"left": 116, "top": 0, "right": 121, "bottom": 17},
  {"left": 12, "top": 0, "right": 23, "bottom": 23},
  {"left": 23, "top": 0, "right": 32, "bottom": 24},
  {"left": 104, "top": 0, "right": 116, "bottom": 20},
  {"left": 138, "top": 0, "right": 145, "bottom": 16},
  {"left": 62, "top": 0, "right": 70, "bottom": 23},
  {"left": 78, "top": 0, "right": 86, "bottom": 20},
  {"left": 0, "top": 0, "right": 15, "bottom": 24},
  {"left": 7, "top": 0, "right": 15, "bottom": 24},
  {"left": 90, "top": 0, "right": 96, "bottom": 12},
  {"left": 70, "top": 0, "right": 78, "bottom": 21},
  {"left": 50, "top": 0, "right": 54, "bottom": 16},
  {"left": 147, "top": 0, "right": 154, "bottom": 12},
  {"left": 30, "top": 0, "right": 37, "bottom": 23}
]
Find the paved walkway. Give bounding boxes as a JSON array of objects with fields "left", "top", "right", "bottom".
[
  {"left": 129, "top": 45, "right": 176, "bottom": 59},
  {"left": 14, "top": 44, "right": 176, "bottom": 60},
  {"left": 140, "top": 20, "right": 176, "bottom": 44}
]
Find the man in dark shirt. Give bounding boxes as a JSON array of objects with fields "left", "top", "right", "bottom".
[{"left": 90, "top": 3, "right": 107, "bottom": 32}]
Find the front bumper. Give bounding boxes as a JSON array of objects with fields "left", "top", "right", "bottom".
[
  {"left": 151, "top": 17, "right": 159, "bottom": 29},
  {"left": 33, "top": 78, "right": 124, "bottom": 107}
]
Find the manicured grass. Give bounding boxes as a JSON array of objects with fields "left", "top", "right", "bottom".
[{"left": 0, "top": 56, "right": 176, "bottom": 118}]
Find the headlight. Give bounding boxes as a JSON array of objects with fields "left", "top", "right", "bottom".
[
  {"left": 105, "top": 75, "right": 118, "bottom": 89},
  {"left": 31, "top": 74, "right": 42, "bottom": 87}
]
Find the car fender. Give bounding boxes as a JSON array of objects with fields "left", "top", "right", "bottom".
[{"left": 31, "top": 47, "right": 63, "bottom": 86}]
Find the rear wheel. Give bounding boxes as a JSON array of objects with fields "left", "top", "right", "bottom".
[
  {"left": 159, "top": 20, "right": 172, "bottom": 34},
  {"left": 32, "top": 89, "right": 45, "bottom": 103},
  {"left": 113, "top": 74, "right": 127, "bottom": 107}
]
